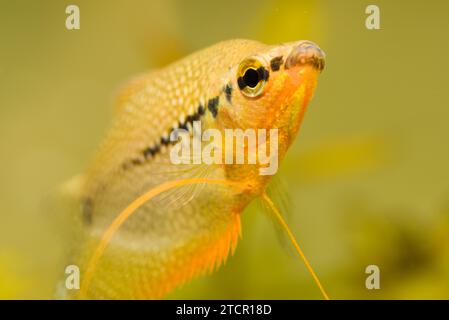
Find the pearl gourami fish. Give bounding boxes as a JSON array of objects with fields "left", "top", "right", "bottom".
[{"left": 62, "top": 39, "right": 326, "bottom": 299}]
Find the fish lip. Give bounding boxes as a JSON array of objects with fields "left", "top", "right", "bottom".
[{"left": 285, "top": 41, "right": 326, "bottom": 72}]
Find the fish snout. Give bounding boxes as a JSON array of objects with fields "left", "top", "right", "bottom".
[{"left": 285, "top": 41, "right": 325, "bottom": 72}]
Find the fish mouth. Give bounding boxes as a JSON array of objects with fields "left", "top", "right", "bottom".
[{"left": 285, "top": 41, "right": 325, "bottom": 72}]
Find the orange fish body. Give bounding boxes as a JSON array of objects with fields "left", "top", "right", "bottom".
[{"left": 63, "top": 39, "right": 325, "bottom": 299}]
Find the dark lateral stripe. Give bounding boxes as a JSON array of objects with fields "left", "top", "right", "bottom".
[
  {"left": 185, "top": 113, "right": 200, "bottom": 126},
  {"left": 122, "top": 102, "right": 209, "bottom": 170},
  {"left": 131, "top": 157, "right": 144, "bottom": 165},
  {"left": 270, "top": 56, "right": 283, "bottom": 71},
  {"left": 223, "top": 83, "right": 233, "bottom": 104},
  {"left": 178, "top": 121, "right": 189, "bottom": 131},
  {"left": 198, "top": 104, "right": 206, "bottom": 115},
  {"left": 160, "top": 135, "right": 170, "bottom": 146},
  {"left": 207, "top": 96, "right": 220, "bottom": 118},
  {"left": 143, "top": 144, "right": 160, "bottom": 159}
]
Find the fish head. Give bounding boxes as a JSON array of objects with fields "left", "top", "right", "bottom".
[
  {"left": 218, "top": 41, "right": 325, "bottom": 183},
  {"left": 220, "top": 40, "right": 325, "bottom": 154}
]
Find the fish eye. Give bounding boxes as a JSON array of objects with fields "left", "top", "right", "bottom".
[
  {"left": 237, "top": 57, "right": 269, "bottom": 98},
  {"left": 242, "top": 68, "right": 260, "bottom": 88}
]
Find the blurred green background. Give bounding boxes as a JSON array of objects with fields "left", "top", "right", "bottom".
[{"left": 1, "top": 0, "right": 449, "bottom": 299}]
